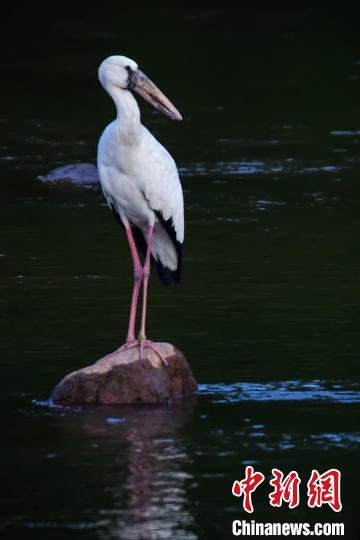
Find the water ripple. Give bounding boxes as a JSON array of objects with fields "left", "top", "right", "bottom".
[
  {"left": 309, "top": 432, "right": 360, "bottom": 447},
  {"left": 179, "top": 160, "right": 346, "bottom": 177},
  {"left": 330, "top": 130, "right": 360, "bottom": 136},
  {"left": 198, "top": 380, "right": 360, "bottom": 403}
]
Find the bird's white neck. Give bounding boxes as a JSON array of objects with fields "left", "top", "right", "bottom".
[{"left": 107, "top": 85, "right": 141, "bottom": 142}]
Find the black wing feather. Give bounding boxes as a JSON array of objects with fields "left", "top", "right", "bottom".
[{"left": 154, "top": 210, "right": 182, "bottom": 286}]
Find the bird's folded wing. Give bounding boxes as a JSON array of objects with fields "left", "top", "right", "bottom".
[{"left": 143, "top": 146, "right": 184, "bottom": 244}]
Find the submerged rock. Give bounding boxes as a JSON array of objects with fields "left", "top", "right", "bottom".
[
  {"left": 38, "top": 163, "right": 99, "bottom": 187},
  {"left": 51, "top": 343, "right": 197, "bottom": 405}
]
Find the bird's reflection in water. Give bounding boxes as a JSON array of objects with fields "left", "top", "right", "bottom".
[{"left": 80, "top": 398, "right": 197, "bottom": 540}]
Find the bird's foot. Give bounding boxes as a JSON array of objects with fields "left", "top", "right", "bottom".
[
  {"left": 139, "top": 339, "right": 168, "bottom": 366},
  {"left": 115, "top": 339, "right": 168, "bottom": 366},
  {"left": 115, "top": 340, "right": 139, "bottom": 354}
]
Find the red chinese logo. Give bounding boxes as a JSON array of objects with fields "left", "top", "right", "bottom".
[
  {"left": 232, "top": 466, "right": 265, "bottom": 513},
  {"left": 232, "top": 467, "right": 342, "bottom": 513},
  {"left": 307, "top": 469, "right": 342, "bottom": 512},
  {"left": 269, "top": 468, "right": 301, "bottom": 509}
]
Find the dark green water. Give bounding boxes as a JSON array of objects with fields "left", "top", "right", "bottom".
[{"left": 1, "top": 5, "right": 359, "bottom": 539}]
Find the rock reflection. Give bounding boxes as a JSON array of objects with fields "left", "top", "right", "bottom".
[{"left": 81, "top": 400, "right": 197, "bottom": 540}]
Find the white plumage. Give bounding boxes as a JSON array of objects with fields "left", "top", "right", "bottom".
[
  {"left": 97, "top": 55, "right": 184, "bottom": 278},
  {"left": 96, "top": 55, "right": 184, "bottom": 359}
]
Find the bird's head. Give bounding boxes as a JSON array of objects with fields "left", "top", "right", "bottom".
[{"left": 98, "top": 55, "right": 182, "bottom": 121}]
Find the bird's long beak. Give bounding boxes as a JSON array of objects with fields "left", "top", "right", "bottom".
[{"left": 130, "top": 69, "right": 182, "bottom": 121}]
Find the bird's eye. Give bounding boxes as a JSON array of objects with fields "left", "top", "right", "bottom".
[{"left": 126, "top": 65, "right": 135, "bottom": 90}]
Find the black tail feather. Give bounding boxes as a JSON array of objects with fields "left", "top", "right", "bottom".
[
  {"left": 131, "top": 226, "right": 182, "bottom": 287},
  {"left": 111, "top": 204, "right": 182, "bottom": 287}
]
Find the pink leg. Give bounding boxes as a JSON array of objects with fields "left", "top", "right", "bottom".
[
  {"left": 138, "top": 225, "right": 167, "bottom": 365},
  {"left": 139, "top": 225, "right": 153, "bottom": 340},
  {"left": 115, "top": 224, "right": 167, "bottom": 366},
  {"left": 124, "top": 227, "right": 142, "bottom": 343}
]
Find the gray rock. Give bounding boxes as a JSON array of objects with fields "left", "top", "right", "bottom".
[
  {"left": 38, "top": 163, "right": 99, "bottom": 186},
  {"left": 51, "top": 342, "right": 197, "bottom": 405}
]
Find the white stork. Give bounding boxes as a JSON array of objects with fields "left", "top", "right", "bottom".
[{"left": 97, "top": 55, "right": 184, "bottom": 362}]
